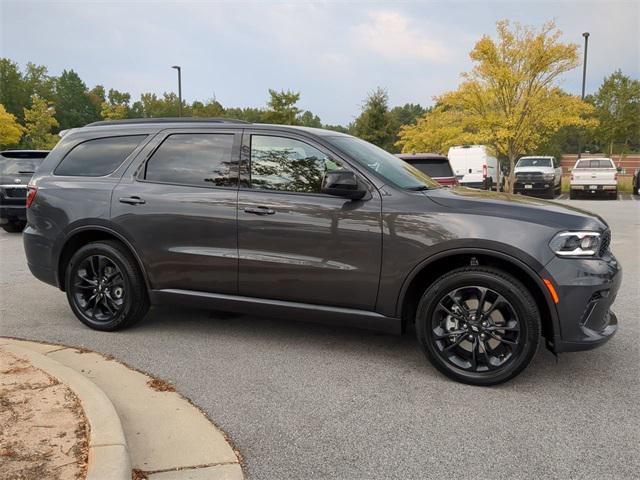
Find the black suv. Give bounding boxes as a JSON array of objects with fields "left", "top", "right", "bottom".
[
  {"left": 23, "top": 119, "right": 621, "bottom": 385},
  {"left": 0, "top": 150, "right": 49, "bottom": 232}
]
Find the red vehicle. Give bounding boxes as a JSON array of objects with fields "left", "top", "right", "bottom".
[{"left": 396, "top": 153, "right": 457, "bottom": 187}]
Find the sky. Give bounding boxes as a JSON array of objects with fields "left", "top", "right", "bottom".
[{"left": 1, "top": 0, "right": 638, "bottom": 125}]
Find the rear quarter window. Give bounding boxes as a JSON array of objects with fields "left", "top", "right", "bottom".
[{"left": 55, "top": 135, "right": 146, "bottom": 177}]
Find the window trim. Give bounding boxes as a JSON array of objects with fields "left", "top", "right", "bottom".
[
  {"left": 136, "top": 130, "right": 241, "bottom": 190},
  {"left": 53, "top": 134, "right": 149, "bottom": 178},
  {"left": 240, "top": 130, "right": 373, "bottom": 197}
]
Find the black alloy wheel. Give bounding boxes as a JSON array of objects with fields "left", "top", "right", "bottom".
[
  {"left": 71, "top": 255, "right": 126, "bottom": 324},
  {"left": 66, "top": 240, "right": 149, "bottom": 331},
  {"left": 416, "top": 266, "right": 540, "bottom": 386}
]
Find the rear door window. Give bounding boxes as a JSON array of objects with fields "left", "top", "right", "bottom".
[
  {"left": 55, "top": 135, "right": 145, "bottom": 176},
  {"left": 144, "top": 133, "right": 235, "bottom": 187}
]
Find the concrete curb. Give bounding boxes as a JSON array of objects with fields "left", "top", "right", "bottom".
[{"left": 2, "top": 342, "right": 131, "bottom": 480}]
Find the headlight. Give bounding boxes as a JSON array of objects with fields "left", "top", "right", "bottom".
[
  {"left": 543, "top": 173, "right": 555, "bottom": 181},
  {"left": 549, "top": 231, "right": 601, "bottom": 256}
]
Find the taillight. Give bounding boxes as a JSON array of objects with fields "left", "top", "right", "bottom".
[
  {"left": 570, "top": 173, "right": 574, "bottom": 181},
  {"left": 614, "top": 172, "right": 618, "bottom": 181},
  {"left": 26, "top": 186, "right": 38, "bottom": 208},
  {"left": 482, "top": 164, "right": 488, "bottom": 179}
]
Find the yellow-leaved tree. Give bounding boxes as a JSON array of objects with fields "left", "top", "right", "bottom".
[
  {"left": 0, "top": 103, "right": 24, "bottom": 147},
  {"left": 23, "top": 95, "right": 59, "bottom": 150},
  {"left": 398, "top": 21, "right": 596, "bottom": 192}
]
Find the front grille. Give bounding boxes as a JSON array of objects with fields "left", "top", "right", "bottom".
[
  {"left": 599, "top": 230, "right": 611, "bottom": 256},
  {"left": 516, "top": 172, "right": 544, "bottom": 182}
]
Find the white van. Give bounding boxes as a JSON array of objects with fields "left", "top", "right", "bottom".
[{"left": 447, "top": 145, "right": 499, "bottom": 190}]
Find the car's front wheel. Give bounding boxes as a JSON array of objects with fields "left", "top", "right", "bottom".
[
  {"left": 65, "top": 240, "right": 149, "bottom": 331},
  {"left": 416, "top": 266, "right": 540, "bottom": 386}
]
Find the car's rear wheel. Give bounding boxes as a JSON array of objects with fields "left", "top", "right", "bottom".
[
  {"left": 1, "top": 220, "right": 26, "bottom": 233},
  {"left": 65, "top": 240, "right": 149, "bottom": 331},
  {"left": 415, "top": 266, "right": 540, "bottom": 386}
]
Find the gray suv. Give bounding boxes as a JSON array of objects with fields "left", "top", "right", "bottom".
[{"left": 23, "top": 119, "right": 621, "bottom": 385}]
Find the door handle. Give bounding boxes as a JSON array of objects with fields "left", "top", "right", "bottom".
[
  {"left": 244, "top": 206, "right": 275, "bottom": 215},
  {"left": 119, "top": 196, "right": 146, "bottom": 205}
]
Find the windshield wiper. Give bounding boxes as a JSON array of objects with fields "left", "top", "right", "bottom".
[
  {"left": 18, "top": 170, "right": 35, "bottom": 174},
  {"left": 407, "top": 185, "right": 430, "bottom": 191}
]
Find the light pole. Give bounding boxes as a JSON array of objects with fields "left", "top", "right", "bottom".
[
  {"left": 578, "top": 32, "right": 589, "bottom": 158},
  {"left": 171, "top": 65, "right": 182, "bottom": 117}
]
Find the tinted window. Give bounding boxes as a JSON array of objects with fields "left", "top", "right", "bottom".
[
  {"left": 250, "top": 135, "right": 342, "bottom": 193},
  {"left": 327, "top": 136, "right": 440, "bottom": 190},
  {"left": 0, "top": 158, "right": 45, "bottom": 175},
  {"left": 575, "top": 159, "right": 615, "bottom": 169},
  {"left": 145, "top": 134, "right": 235, "bottom": 187},
  {"left": 406, "top": 160, "right": 453, "bottom": 178},
  {"left": 516, "top": 158, "right": 552, "bottom": 168},
  {"left": 55, "top": 136, "right": 145, "bottom": 176}
]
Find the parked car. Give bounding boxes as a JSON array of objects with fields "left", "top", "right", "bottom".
[
  {"left": 569, "top": 157, "right": 618, "bottom": 199},
  {"left": 395, "top": 153, "right": 457, "bottom": 186},
  {"left": 633, "top": 169, "right": 640, "bottom": 196},
  {"left": 24, "top": 119, "right": 620, "bottom": 385},
  {"left": 513, "top": 156, "right": 562, "bottom": 198},
  {"left": 447, "top": 145, "right": 499, "bottom": 190},
  {"left": 0, "top": 150, "right": 49, "bottom": 232}
]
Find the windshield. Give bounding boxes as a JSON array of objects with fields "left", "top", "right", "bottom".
[
  {"left": 516, "top": 158, "right": 552, "bottom": 168},
  {"left": 0, "top": 158, "right": 44, "bottom": 175},
  {"left": 327, "top": 136, "right": 440, "bottom": 190}
]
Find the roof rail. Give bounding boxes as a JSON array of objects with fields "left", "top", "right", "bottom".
[{"left": 85, "top": 117, "right": 249, "bottom": 127}]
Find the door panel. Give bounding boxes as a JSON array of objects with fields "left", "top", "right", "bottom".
[
  {"left": 237, "top": 131, "right": 382, "bottom": 310},
  {"left": 111, "top": 129, "right": 240, "bottom": 294}
]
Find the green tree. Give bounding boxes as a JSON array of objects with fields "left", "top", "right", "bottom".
[
  {"left": 297, "top": 110, "right": 322, "bottom": 127},
  {"left": 263, "top": 89, "right": 301, "bottom": 125},
  {"left": 23, "top": 95, "right": 59, "bottom": 149},
  {"left": 132, "top": 92, "right": 185, "bottom": 118},
  {"left": 397, "top": 21, "right": 595, "bottom": 191},
  {"left": 0, "top": 104, "right": 24, "bottom": 147},
  {"left": 590, "top": 70, "right": 640, "bottom": 156},
  {"left": 54, "top": 70, "right": 100, "bottom": 129},
  {"left": 191, "top": 99, "right": 224, "bottom": 118},
  {"left": 388, "top": 103, "right": 427, "bottom": 152},
  {"left": 352, "top": 87, "right": 394, "bottom": 151},
  {"left": 0, "top": 58, "right": 29, "bottom": 122},
  {"left": 23, "top": 63, "right": 55, "bottom": 101},
  {"left": 101, "top": 88, "right": 132, "bottom": 120}
]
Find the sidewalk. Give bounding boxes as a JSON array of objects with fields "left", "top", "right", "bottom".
[{"left": 0, "top": 338, "right": 244, "bottom": 480}]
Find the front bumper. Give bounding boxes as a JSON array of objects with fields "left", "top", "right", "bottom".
[
  {"left": 514, "top": 181, "right": 553, "bottom": 193},
  {"left": 545, "top": 253, "right": 621, "bottom": 353}
]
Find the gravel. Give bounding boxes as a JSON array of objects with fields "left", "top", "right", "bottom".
[{"left": 1, "top": 198, "right": 638, "bottom": 479}]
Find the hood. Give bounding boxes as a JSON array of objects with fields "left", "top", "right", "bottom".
[{"left": 424, "top": 187, "right": 607, "bottom": 231}]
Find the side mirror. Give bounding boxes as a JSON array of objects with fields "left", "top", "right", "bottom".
[{"left": 321, "top": 170, "right": 366, "bottom": 200}]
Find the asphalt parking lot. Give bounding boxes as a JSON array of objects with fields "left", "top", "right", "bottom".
[{"left": 1, "top": 197, "right": 638, "bottom": 480}]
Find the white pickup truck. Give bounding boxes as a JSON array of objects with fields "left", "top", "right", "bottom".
[{"left": 569, "top": 157, "right": 618, "bottom": 199}]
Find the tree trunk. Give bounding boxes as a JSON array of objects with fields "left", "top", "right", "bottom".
[{"left": 507, "top": 154, "right": 517, "bottom": 194}]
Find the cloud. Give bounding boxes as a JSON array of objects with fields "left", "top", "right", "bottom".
[{"left": 353, "top": 11, "right": 449, "bottom": 63}]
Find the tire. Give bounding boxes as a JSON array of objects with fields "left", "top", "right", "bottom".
[
  {"left": 1, "top": 220, "right": 26, "bottom": 233},
  {"left": 415, "top": 266, "right": 540, "bottom": 386},
  {"left": 65, "top": 240, "right": 149, "bottom": 331},
  {"left": 545, "top": 185, "right": 555, "bottom": 199}
]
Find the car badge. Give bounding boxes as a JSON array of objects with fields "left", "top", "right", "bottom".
[{"left": 14, "top": 178, "right": 22, "bottom": 184}]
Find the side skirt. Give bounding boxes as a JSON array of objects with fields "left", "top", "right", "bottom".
[{"left": 149, "top": 289, "right": 402, "bottom": 335}]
